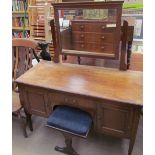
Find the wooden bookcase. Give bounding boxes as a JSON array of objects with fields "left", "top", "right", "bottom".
[{"left": 12, "top": 0, "right": 31, "bottom": 38}]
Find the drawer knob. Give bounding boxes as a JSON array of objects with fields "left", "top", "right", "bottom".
[
  {"left": 80, "top": 25, "right": 84, "bottom": 29},
  {"left": 101, "top": 26, "right": 106, "bottom": 30},
  {"left": 101, "top": 36, "right": 105, "bottom": 39},
  {"left": 80, "top": 34, "right": 84, "bottom": 38},
  {"left": 101, "top": 46, "right": 105, "bottom": 49},
  {"left": 81, "top": 44, "right": 84, "bottom": 48},
  {"left": 64, "top": 98, "right": 68, "bottom": 102}
]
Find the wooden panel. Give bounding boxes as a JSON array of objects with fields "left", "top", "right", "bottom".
[
  {"left": 97, "top": 102, "right": 133, "bottom": 138},
  {"left": 24, "top": 87, "right": 51, "bottom": 117}
]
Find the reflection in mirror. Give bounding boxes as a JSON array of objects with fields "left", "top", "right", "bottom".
[{"left": 59, "top": 8, "right": 118, "bottom": 56}]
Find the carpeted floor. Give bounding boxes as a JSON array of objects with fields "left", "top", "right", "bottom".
[{"left": 12, "top": 115, "right": 143, "bottom": 155}]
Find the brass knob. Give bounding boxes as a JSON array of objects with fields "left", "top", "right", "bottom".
[{"left": 101, "top": 36, "right": 105, "bottom": 39}]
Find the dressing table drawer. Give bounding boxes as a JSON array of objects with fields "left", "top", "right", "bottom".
[
  {"left": 50, "top": 92, "right": 96, "bottom": 112},
  {"left": 72, "top": 21, "right": 116, "bottom": 33},
  {"left": 72, "top": 32, "right": 116, "bottom": 44},
  {"left": 73, "top": 42, "right": 116, "bottom": 54}
]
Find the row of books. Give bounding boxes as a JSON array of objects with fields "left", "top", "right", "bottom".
[
  {"left": 12, "top": 17, "right": 29, "bottom": 27},
  {"left": 12, "top": 30, "right": 30, "bottom": 38},
  {"left": 12, "top": 0, "right": 28, "bottom": 12}
]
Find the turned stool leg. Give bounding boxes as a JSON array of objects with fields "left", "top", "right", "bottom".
[{"left": 55, "top": 133, "right": 79, "bottom": 155}]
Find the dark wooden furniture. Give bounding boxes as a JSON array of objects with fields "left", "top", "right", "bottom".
[
  {"left": 50, "top": 19, "right": 134, "bottom": 68},
  {"left": 46, "top": 105, "right": 92, "bottom": 155},
  {"left": 12, "top": 38, "right": 39, "bottom": 137},
  {"left": 16, "top": 61, "right": 142, "bottom": 155},
  {"left": 52, "top": 1, "right": 130, "bottom": 70},
  {"left": 52, "top": 1, "right": 132, "bottom": 70},
  {"left": 71, "top": 20, "right": 118, "bottom": 58}
]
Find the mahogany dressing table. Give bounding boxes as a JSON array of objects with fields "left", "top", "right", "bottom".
[
  {"left": 16, "top": 1, "right": 142, "bottom": 155},
  {"left": 16, "top": 61, "right": 142, "bottom": 155}
]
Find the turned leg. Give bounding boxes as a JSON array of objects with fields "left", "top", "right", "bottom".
[
  {"left": 127, "top": 41, "right": 132, "bottom": 69},
  {"left": 128, "top": 108, "right": 141, "bottom": 155},
  {"left": 55, "top": 133, "right": 79, "bottom": 155}
]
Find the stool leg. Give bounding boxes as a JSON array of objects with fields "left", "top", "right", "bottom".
[{"left": 55, "top": 133, "right": 79, "bottom": 155}]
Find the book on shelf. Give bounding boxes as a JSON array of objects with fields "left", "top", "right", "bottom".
[
  {"left": 12, "top": 17, "right": 29, "bottom": 27},
  {"left": 12, "top": 0, "right": 28, "bottom": 12},
  {"left": 12, "top": 30, "right": 30, "bottom": 38}
]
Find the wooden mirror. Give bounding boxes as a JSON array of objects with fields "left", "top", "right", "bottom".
[{"left": 52, "top": 1, "right": 124, "bottom": 64}]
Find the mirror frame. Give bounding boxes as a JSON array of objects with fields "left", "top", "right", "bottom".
[{"left": 52, "top": 1, "right": 124, "bottom": 63}]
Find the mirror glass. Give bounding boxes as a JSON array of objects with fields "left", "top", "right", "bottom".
[{"left": 58, "top": 8, "right": 117, "bottom": 57}]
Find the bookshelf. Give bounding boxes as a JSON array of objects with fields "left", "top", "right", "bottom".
[
  {"left": 12, "top": 0, "right": 31, "bottom": 38},
  {"left": 28, "top": 0, "right": 61, "bottom": 57}
]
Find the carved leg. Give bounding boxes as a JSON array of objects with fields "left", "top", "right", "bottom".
[
  {"left": 127, "top": 41, "right": 132, "bottom": 69},
  {"left": 128, "top": 108, "right": 141, "bottom": 155},
  {"left": 55, "top": 134, "right": 79, "bottom": 155}
]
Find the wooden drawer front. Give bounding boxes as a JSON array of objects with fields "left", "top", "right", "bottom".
[
  {"left": 23, "top": 87, "right": 51, "bottom": 117},
  {"left": 72, "top": 32, "right": 115, "bottom": 44},
  {"left": 72, "top": 22, "right": 117, "bottom": 33},
  {"left": 73, "top": 42, "right": 116, "bottom": 54},
  {"left": 96, "top": 103, "right": 133, "bottom": 138},
  {"left": 50, "top": 92, "right": 96, "bottom": 119}
]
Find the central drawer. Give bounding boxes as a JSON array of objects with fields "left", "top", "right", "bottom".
[
  {"left": 71, "top": 21, "right": 117, "bottom": 33},
  {"left": 50, "top": 91, "right": 96, "bottom": 119}
]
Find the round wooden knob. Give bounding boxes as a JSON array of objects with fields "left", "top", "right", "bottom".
[
  {"left": 80, "top": 25, "right": 84, "bottom": 29},
  {"left": 64, "top": 98, "right": 68, "bottom": 102},
  {"left": 101, "top": 36, "right": 105, "bottom": 39},
  {"left": 80, "top": 34, "right": 84, "bottom": 38},
  {"left": 101, "top": 26, "right": 105, "bottom": 29},
  {"left": 81, "top": 44, "right": 84, "bottom": 48},
  {"left": 101, "top": 46, "right": 105, "bottom": 49}
]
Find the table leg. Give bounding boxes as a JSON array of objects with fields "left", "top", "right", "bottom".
[
  {"left": 128, "top": 108, "right": 141, "bottom": 155},
  {"left": 24, "top": 109, "right": 33, "bottom": 131}
]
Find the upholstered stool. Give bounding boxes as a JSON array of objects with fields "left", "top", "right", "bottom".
[{"left": 46, "top": 106, "right": 92, "bottom": 155}]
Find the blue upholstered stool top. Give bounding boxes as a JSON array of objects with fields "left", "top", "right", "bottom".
[{"left": 47, "top": 106, "right": 92, "bottom": 137}]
